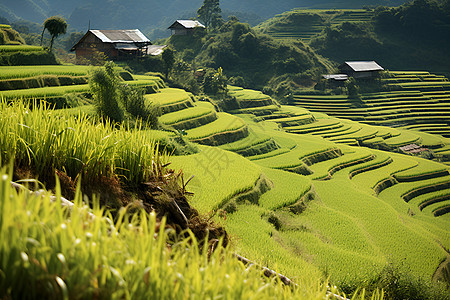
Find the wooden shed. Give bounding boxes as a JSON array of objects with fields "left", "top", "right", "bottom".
[
  {"left": 339, "top": 61, "right": 384, "bottom": 79},
  {"left": 168, "top": 20, "right": 205, "bottom": 36},
  {"left": 71, "top": 29, "right": 152, "bottom": 63}
]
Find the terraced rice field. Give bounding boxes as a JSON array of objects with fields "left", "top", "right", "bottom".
[
  {"left": 0, "top": 45, "right": 44, "bottom": 53},
  {"left": 292, "top": 73, "right": 450, "bottom": 136},
  {"left": 172, "top": 89, "right": 450, "bottom": 284},
  {"left": 0, "top": 65, "right": 164, "bottom": 104},
  {"left": 255, "top": 9, "right": 374, "bottom": 43},
  {"left": 4, "top": 72, "right": 449, "bottom": 293}
]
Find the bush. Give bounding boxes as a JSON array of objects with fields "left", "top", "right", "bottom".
[
  {"left": 119, "top": 84, "right": 160, "bottom": 129},
  {"left": 0, "top": 50, "right": 57, "bottom": 66},
  {"left": 89, "top": 61, "right": 123, "bottom": 123}
]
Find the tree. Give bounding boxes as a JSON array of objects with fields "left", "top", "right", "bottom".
[
  {"left": 41, "top": 16, "right": 67, "bottom": 51},
  {"left": 162, "top": 47, "right": 175, "bottom": 79},
  {"left": 197, "top": 0, "right": 222, "bottom": 29}
]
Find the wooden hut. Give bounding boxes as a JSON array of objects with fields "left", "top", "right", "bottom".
[
  {"left": 71, "top": 29, "right": 152, "bottom": 63},
  {"left": 168, "top": 20, "right": 205, "bottom": 35},
  {"left": 339, "top": 61, "right": 384, "bottom": 79}
]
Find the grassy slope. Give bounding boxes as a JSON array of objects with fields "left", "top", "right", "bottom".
[{"left": 2, "top": 64, "right": 450, "bottom": 297}]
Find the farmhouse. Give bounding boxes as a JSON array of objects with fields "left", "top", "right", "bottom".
[
  {"left": 339, "top": 61, "right": 384, "bottom": 79},
  {"left": 71, "top": 29, "right": 153, "bottom": 63},
  {"left": 168, "top": 20, "right": 205, "bottom": 35}
]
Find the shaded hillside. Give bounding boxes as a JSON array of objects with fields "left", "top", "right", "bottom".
[
  {"left": 169, "top": 21, "right": 330, "bottom": 94},
  {"left": 0, "top": 24, "right": 24, "bottom": 45},
  {"left": 0, "top": 0, "right": 408, "bottom": 34},
  {"left": 256, "top": 0, "right": 450, "bottom": 75}
]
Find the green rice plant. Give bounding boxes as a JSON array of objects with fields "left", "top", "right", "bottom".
[
  {"left": 0, "top": 45, "right": 43, "bottom": 52},
  {"left": 429, "top": 201, "right": 450, "bottom": 217},
  {"left": 0, "top": 100, "right": 165, "bottom": 186},
  {"left": 314, "top": 124, "right": 360, "bottom": 138},
  {"left": 382, "top": 131, "right": 421, "bottom": 147},
  {"left": 306, "top": 147, "right": 374, "bottom": 180},
  {"left": 393, "top": 157, "right": 449, "bottom": 181},
  {"left": 228, "top": 86, "right": 272, "bottom": 101},
  {"left": 144, "top": 88, "right": 191, "bottom": 106},
  {"left": 0, "top": 84, "right": 89, "bottom": 100},
  {"left": 170, "top": 145, "right": 262, "bottom": 213},
  {"left": 159, "top": 106, "right": 214, "bottom": 125},
  {"left": 284, "top": 119, "right": 341, "bottom": 132},
  {"left": 308, "top": 179, "right": 447, "bottom": 281},
  {"left": 132, "top": 74, "right": 165, "bottom": 88},
  {"left": 248, "top": 148, "right": 291, "bottom": 161},
  {"left": 0, "top": 65, "right": 92, "bottom": 80},
  {"left": 0, "top": 169, "right": 332, "bottom": 299},
  {"left": 406, "top": 131, "right": 446, "bottom": 148},
  {"left": 186, "top": 113, "right": 246, "bottom": 140},
  {"left": 219, "top": 129, "right": 272, "bottom": 152},
  {"left": 343, "top": 151, "right": 392, "bottom": 180},
  {"left": 224, "top": 204, "right": 324, "bottom": 283},
  {"left": 351, "top": 152, "right": 418, "bottom": 193},
  {"left": 230, "top": 105, "right": 280, "bottom": 116},
  {"left": 259, "top": 167, "right": 311, "bottom": 210},
  {"left": 408, "top": 189, "right": 450, "bottom": 213}
]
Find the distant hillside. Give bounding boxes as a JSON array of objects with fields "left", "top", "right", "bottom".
[
  {"left": 0, "top": 24, "right": 25, "bottom": 45},
  {"left": 167, "top": 20, "right": 331, "bottom": 94},
  {"left": 257, "top": 0, "right": 450, "bottom": 75},
  {"left": 0, "top": 0, "right": 407, "bottom": 35}
]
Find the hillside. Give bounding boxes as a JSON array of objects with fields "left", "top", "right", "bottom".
[
  {"left": 1, "top": 62, "right": 450, "bottom": 298},
  {"left": 256, "top": 0, "right": 450, "bottom": 75},
  {"left": 0, "top": 25, "right": 57, "bottom": 66},
  {"left": 0, "top": 0, "right": 408, "bottom": 33},
  {"left": 167, "top": 20, "right": 331, "bottom": 95}
]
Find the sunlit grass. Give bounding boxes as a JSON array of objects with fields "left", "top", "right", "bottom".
[{"left": 0, "top": 169, "right": 333, "bottom": 299}]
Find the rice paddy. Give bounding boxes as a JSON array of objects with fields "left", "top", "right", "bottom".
[
  {"left": 255, "top": 9, "right": 374, "bottom": 43},
  {"left": 2, "top": 63, "right": 450, "bottom": 298}
]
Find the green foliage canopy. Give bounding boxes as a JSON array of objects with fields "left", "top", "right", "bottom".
[
  {"left": 197, "top": 0, "right": 223, "bottom": 29},
  {"left": 41, "top": 16, "right": 67, "bottom": 51}
]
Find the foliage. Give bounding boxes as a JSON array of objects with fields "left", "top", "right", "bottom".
[
  {"left": 191, "top": 21, "right": 329, "bottom": 94},
  {"left": 0, "top": 26, "right": 25, "bottom": 45},
  {"left": 41, "top": 16, "right": 67, "bottom": 51},
  {"left": 0, "top": 99, "right": 167, "bottom": 187},
  {"left": 0, "top": 168, "right": 332, "bottom": 299},
  {"left": 203, "top": 67, "right": 228, "bottom": 96},
  {"left": 0, "top": 50, "right": 57, "bottom": 66},
  {"left": 119, "top": 84, "right": 160, "bottom": 129},
  {"left": 346, "top": 77, "right": 360, "bottom": 99},
  {"left": 0, "top": 45, "right": 42, "bottom": 52},
  {"left": 161, "top": 47, "right": 175, "bottom": 79},
  {"left": 197, "top": 0, "right": 223, "bottom": 30},
  {"left": 306, "top": 1, "right": 450, "bottom": 72},
  {"left": 89, "top": 61, "right": 123, "bottom": 122}
]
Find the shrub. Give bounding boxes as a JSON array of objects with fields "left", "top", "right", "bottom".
[
  {"left": 0, "top": 50, "right": 57, "bottom": 66},
  {"left": 89, "top": 61, "right": 123, "bottom": 123},
  {"left": 119, "top": 84, "right": 160, "bottom": 129}
]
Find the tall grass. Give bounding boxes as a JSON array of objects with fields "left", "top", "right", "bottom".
[
  {"left": 0, "top": 168, "right": 331, "bottom": 299},
  {"left": 0, "top": 99, "right": 163, "bottom": 186}
]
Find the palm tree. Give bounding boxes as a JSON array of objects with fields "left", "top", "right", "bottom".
[{"left": 41, "top": 16, "right": 67, "bottom": 51}]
